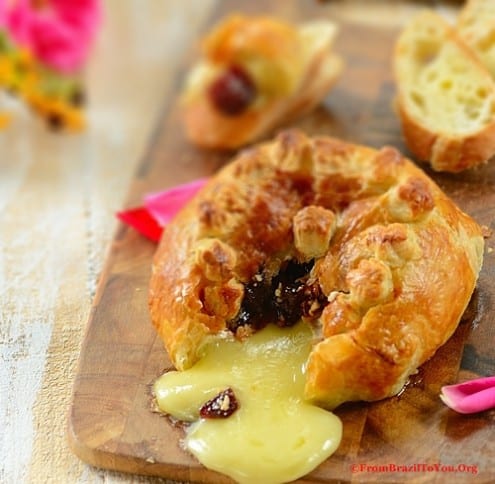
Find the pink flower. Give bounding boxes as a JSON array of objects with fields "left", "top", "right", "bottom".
[
  {"left": 440, "top": 376, "right": 495, "bottom": 414},
  {"left": 3, "top": 0, "right": 101, "bottom": 73}
]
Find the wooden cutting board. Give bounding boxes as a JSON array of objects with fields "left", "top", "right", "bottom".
[{"left": 68, "top": 2, "right": 495, "bottom": 483}]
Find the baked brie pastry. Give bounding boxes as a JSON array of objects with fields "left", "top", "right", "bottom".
[
  {"left": 149, "top": 130, "right": 484, "bottom": 410},
  {"left": 181, "top": 14, "right": 343, "bottom": 149}
]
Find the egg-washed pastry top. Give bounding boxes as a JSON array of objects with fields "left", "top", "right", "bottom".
[{"left": 149, "top": 129, "right": 484, "bottom": 409}]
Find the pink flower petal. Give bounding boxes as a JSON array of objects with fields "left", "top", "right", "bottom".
[
  {"left": 440, "top": 376, "right": 495, "bottom": 414},
  {"left": 53, "top": 0, "right": 102, "bottom": 39},
  {"left": 117, "top": 206, "right": 163, "bottom": 242},
  {"left": 117, "top": 178, "right": 209, "bottom": 242},
  {"left": 5, "top": 0, "right": 32, "bottom": 45},
  {"left": 0, "top": 1, "right": 7, "bottom": 28},
  {"left": 29, "top": 17, "right": 85, "bottom": 73},
  {"left": 144, "top": 178, "right": 208, "bottom": 226}
]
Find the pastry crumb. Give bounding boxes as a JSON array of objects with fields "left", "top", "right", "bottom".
[{"left": 481, "top": 225, "right": 492, "bottom": 238}]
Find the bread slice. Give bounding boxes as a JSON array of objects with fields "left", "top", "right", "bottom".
[
  {"left": 458, "top": 0, "right": 495, "bottom": 79},
  {"left": 181, "top": 16, "right": 343, "bottom": 150},
  {"left": 394, "top": 9, "right": 495, "bottom": 172}
]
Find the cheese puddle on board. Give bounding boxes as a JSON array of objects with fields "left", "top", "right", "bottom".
[{"left": 154, "top": 322, "right": 342, "bottom": 484}]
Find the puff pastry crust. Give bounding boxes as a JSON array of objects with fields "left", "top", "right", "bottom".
[
  {"left": 181, "top": 15, "right": 343, "bottom": 149},
  {"left": 149, "top": 130, "right": 484, "bottom": 409}
]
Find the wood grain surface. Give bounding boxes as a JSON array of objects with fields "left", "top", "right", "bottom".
[{"left": 67, "top": 2, "right": 495, "bottom": 483}]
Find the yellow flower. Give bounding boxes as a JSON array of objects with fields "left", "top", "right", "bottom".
[
  {"left": 26, "top": 92, "right": 85, "bottom": 131},
  {"left": 0, "top": 55, "right": 15, "bottom": 87},
  {"left": 0, "top": 33, "right": 86, "bottom": 131},
  {"left": 0, "top": 111, "right": 12, "bottom": 129}
]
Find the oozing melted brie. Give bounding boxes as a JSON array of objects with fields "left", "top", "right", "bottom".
[{"left": 154, "top": 323, "right": 342, "bottom": 484}]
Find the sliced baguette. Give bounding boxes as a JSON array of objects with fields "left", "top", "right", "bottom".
[
  {"left": 181, "top": 17, "right": 343, "bottom": 150},
  {"left": 394, "top": 9, "right": 495, "bottom": 172},
  {"left": 458, "top": 0, "right": 495, "bottom": 79}
]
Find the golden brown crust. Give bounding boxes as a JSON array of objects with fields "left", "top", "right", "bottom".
[
  {"left": 396, "top": 99, "right": 495, "bottom": 173},
  {"left": 149, "top": 130, "right": 484, "bottom": 409},
  {"left": 202, "top": 15, "right": 302, "bottom": 68},
  {"left": 181, "top": 15, "right": 343, "bottom": 150}
]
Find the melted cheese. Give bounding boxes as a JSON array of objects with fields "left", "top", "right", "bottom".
[{"left": 154, "top": 323, "right": 342, "bottom": 484}]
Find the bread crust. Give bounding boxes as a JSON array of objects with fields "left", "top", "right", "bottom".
[
  {"left": 181, "top": 15, "right": 343, "bottom": 150},
  {"left": 149, "top": 130, "right": 484, "bottom": 409},
  {"left": 396, "top": 99, "right": 495, "bottom": 172},
  {"left": 394, "top": 10, "right": 495, "bottom": 172}
]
